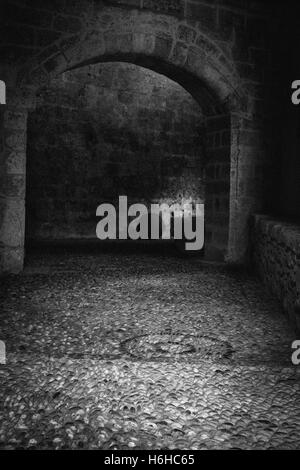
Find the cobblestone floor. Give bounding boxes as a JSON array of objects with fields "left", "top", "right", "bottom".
[{"left": 0, "top": 248, "right": 299, "bottom": 449}]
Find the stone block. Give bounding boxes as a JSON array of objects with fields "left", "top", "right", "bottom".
[
  {"left": 154, "top": 33, "right": 173, "bottom": 60},
  {"left": 0, "top": 246, "right": 24, "bottom": 273},
  {"left": 170, "top": 41, "right": 189, "bottom": 66},
  {"left": 177, "top": 25, "right": 196, "bottom": 43},
  {"left": 133, "top": 32, "right": 155, "bottom": 55},
  {"left": 3, "top": 110, "right": 27, "bottom": 131},
  {"left": 0, "top": 174, "right": 26, "bottom": 198}
]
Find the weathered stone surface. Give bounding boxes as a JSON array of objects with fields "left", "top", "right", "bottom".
[
  {"left": 0, "top": 174, "right": 26, "bottom": 198},
  {"left": 103, "top": 32, "right": 133, "bottom": 55},
  {"left": 29, "top": 67, "right": 50, "bottom": 88},
  {"left": 5, "top": 131, "right": 26, "bottom": 152},
  {"left": 153, "top": 33, "right": 174, "bottom": 59},
  {"left": 177, "top": 25, "right": 196, "bottom": 43},
  {"left": 132, "top": 32, "right": 155, "bottom": 54},
  {"left": 3, "top": 150, "right": 26, "bottom": 174},
  {"left": 43, "top": 53, "right": 68, "bottom": 75},
  {"left": 0, "top": 245, "right": 24, "bottom": 273},
  {"left": 0, "top": 197, "right": 25, "bottom": 248},
  {"left": 170, "top": 41, "right": 189, "bottom": 65},
  {"left": 252, "top": 215, "right": 300, "bottom": 332},
  {"left": 3, "top": 110, "right": 27, "bottom": 131}
]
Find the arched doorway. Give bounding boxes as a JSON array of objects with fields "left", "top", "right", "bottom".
[
  {"left": 0, "top": 9, "right": 254, "bottom": 272},
  {"left": 24, "top": 59, "right": 231, "bottom": 261}
]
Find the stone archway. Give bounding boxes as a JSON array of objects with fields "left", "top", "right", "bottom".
[{"left": 0, "top": 8, "right": 258, "bottom": 273}]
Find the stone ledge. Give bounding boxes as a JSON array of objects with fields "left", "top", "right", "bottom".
[
  {"left": 253, "top": 214, "right": 300, "bottom": 253},
  {"left": 252, "top": 214, "right": 300, "bottom": 332}
]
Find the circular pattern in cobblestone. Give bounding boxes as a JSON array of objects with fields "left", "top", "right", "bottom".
[{"left": 122, "top": 332, "right": 234, "bottom": 361}]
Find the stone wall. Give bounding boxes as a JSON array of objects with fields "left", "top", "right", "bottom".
[
  {"left": 252, "top": 215, "right": 300, "bottom": 332},
  {"left": 26, "top": 62, "right": 204, "bottom": 241}
]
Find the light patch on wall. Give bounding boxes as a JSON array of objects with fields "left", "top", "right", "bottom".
[
  {"left": 0, "top": 341, "right": 6, "bottom": 364},
  {"left": 0, "top": 80, "right": 6, "bottom": 104}
]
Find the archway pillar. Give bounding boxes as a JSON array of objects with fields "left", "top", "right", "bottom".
[
  {"left": 4, "top": 13, "right": 251, "bottom": 271},
  {"left": 0, "top": 86, "right": 34, "bottom": 273},
  {"left": 227, "top": 112, "right": 265, "bottom": 263}
]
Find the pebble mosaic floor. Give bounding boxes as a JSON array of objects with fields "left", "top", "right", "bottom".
[{"left": 0, "top": 248, "right": 299, "bottom": 450}]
